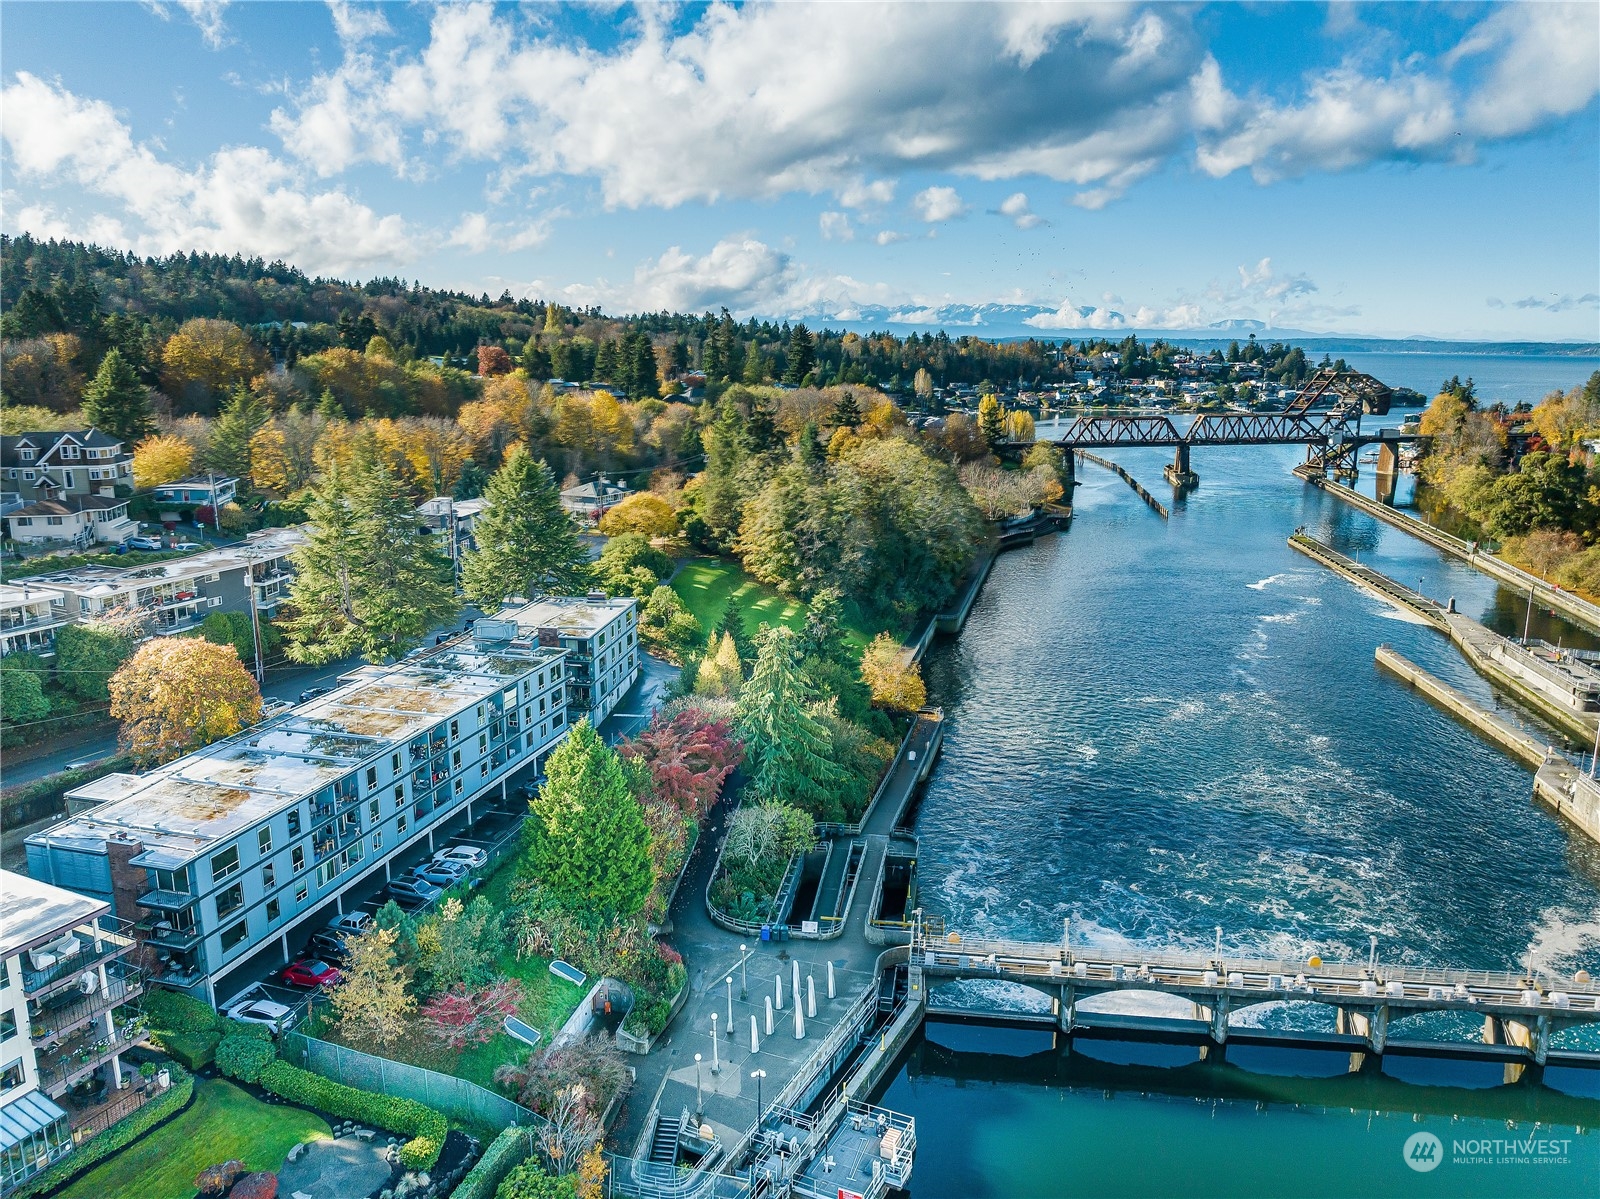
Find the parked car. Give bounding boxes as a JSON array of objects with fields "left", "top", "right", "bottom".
[
  {"left": 325, "top": 911, "right": 372, "bottom": 938},
  {"left": 412, "top": 860, "right": 469, "bottom": 887},
  {"left": 298, "top": 686, "right": 332, "bottom": 703},
  {"left": 225, "top": 998, "right": 298, "bottom": 1032},
  {"left": 306, "top": 931, "right": 351, "bottom": 963},
  {"left": 279, "top": 959, "right": 342, "bottom": 989},
  {"left": 387, "top": 878, "right": 444, "bottom": 904},
  {"left": 125, "top": 535, "right": 163, "bottom": 551},
  {"left": 171, "top": 541, "right": 204, "bottom": 552},
  {"left": 433, "top": 845, "right": 488, "bottom": 870}
]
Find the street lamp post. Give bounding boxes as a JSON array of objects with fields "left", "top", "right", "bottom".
[
  {"left": 726, "top": 976, "right": 734, "bottom": 1032},
  {"left": 694, "top": 1054, "right": 703, "bottom": 1120},
  {"left": 740, "top": 945, "right": 748, "bottom": 998},
  {"left": 750, "top": 1068, "right": 767, "bottom": 1119},
  {"left": 710, "top": 1012, "right": 720, "bottom": 1073}
]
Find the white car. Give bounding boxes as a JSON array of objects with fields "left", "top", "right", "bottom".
[
  {"left": 412, "top": 860, "right": 469, "bottom": 887},
  {"left": 171, "top": 541, "right": 204, "bottom": 552},
  {"left": 325, "top": 912, "right": 373, "bottom": 938},
  {"left": 225, "top": 998, "right": 297, "bottom": 1032},
  {"left": 433, "top": 846, "right": 488, "bottom": 870}
]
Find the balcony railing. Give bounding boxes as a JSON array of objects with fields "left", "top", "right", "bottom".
[
  {"left": 22, "top": 919, "right": 137, "bottom": 997},
  {"left": 135, "top": 888, "right": 196, "bottom": 913},
  {"left": 38, "top": 1025, "right": 150, "bottom": 1094},
  {"left": 30, "top": 968, "right": 143, "bottom": 1046}
]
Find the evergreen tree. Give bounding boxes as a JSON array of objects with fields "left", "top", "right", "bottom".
[
  {"left": 207, "top": 385, "right": 270, "bottom": 485},
  {"left": 831, "top": 389, "right": 863, "bottom": 429},
  {"left": 783, "top": 324, "right": 816, "bottom": 384},
  {"left": 737, "top": 626, "right": 848, "bottom": 819},
  {"left": 716, "top": 593, "right": 757, "bottom": 668},
  {"left": 525, "top": 720, "right": 654, "bottom": 918},
  {"left": 795, "top": 420, "right": 826, "bottom": 469},
  {"left": 745, "top": 395, "right": 781, "bottom": 453},
  {"left": 977, "top": 394, "right": 1005, "bottom": 447},
  {"left": 316, "top": 388, "right": 345, "bottom": 421},
  {"left": 81, "top": 348, "right": 155, "bottom": 446},
  {"left": 629, "top": 332, "right": 660, "bottom": 399},
  {"left": 799, "top": 586, "right": 847, "bottom": 663},
  {"left": 461, "top": 446, "right": 591, "bottom": 608},
  {"left": 693, "top": 630, "right": 744, "bottom": 698},
  {"left": 595, "top": 339, "right": 618, "bottom": 382},
  {"left": 283, "top": 444, "right": 461, "bottom": 664},
  {"left": 453, "top": 459, "right": 490, "bottom": 500}
]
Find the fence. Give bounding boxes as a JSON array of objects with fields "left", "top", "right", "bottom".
[{"left": 282, "top": 1031, "right": 534, "bottom": 1133}]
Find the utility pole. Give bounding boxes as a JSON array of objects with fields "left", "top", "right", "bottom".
[
  {"left": 244, "top": 549, "right": 265, "bottom": 683},
  {"left": 207, "top": 470, "right": 221, "bottom": 534}
]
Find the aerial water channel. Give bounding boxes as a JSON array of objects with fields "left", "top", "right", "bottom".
[{"left": 884, "top": 385, "right": 1600, "bottom": 1196}]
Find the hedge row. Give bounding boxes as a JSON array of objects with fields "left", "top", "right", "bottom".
[
  {"left": 11, "top": 1065, "right": 194, "bottom": 1199},
  {"left": 143, "top": 989, "right": 223, "bottom": 1035},
  {"left": 453, "top": 1124, "right": 539, "bottom": 1199},
  {"left": 257, "top": 1060, "right": 447, "bottom": 1170},
  {"left": 216, "top": 1033, "right": 277, "bottom": 1084}
]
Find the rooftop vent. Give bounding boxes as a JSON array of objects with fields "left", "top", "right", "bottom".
[{"left": 586, "top": 590, "right": 607, "bottom": 602}]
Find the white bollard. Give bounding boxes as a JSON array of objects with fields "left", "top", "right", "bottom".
[
  {"left": 751, "top": 1014, "right": 760, "bottom": 1054},
  {"left": 794, "top": 995, "right": 805, "bottom": 1040},
  {"left": 827, "top": 961, "right": 836, "bottom": 1000},
  {"left": 807, "top": 975, "right": 816, "bottom": 1018},
  {"left": 775, "top": 972, "right": 784, "bottom": 1010},
  {"left": 792, "top": 959, "right": 802, "bottom": 1011},
  {"left": 765, "top": 996, "right": 774, "bottom": 1036}
]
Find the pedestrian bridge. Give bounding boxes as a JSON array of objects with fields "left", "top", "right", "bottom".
[{"left": 910, "top": 920, "right": 1600, "bottom": 1063}]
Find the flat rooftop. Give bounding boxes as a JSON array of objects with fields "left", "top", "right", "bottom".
[
  {"left": 500, "top": 594, "right": 634, "bottom": 638},
  {"left": 24, "top": 528, "right": 308, "bottom": 599},
  {"left": 31, "top": 638, "right": 566, "bottom": 869},
  {"left": 0, "top": 869, "right": 109, "bottom": 960}
]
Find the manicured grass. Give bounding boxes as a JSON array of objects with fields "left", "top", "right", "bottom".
[
  {"left": 57, "top": 1079, "right": 329, "bottom": 1199},
  {"left": 671, "top": 558, "right": 902, "bottom": 652}
]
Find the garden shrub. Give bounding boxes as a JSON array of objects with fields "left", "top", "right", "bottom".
[
  {"left": 144, "top": 989, "right": 223, "bottom": 1034},
  {"left": 216, "top": 1032, "right": 277, "bottom": 1083},
  {"left": 10, "top": 1064, "right": 193, "bottom": 1198},
  {"left": 257, "top": 1060, "right": 447, "bottom": 1170},
  {"left": 195, "top": 1159, "right": 245, "bottom": 1195},
  {"left": 453, "top": 1125, "right": 538, "bottom": 1199},
  {"left": 159, "top": 1029, "right": 221, "bottom": 1071},
  {"left": 231, "top": 1172, "right": 279, "bottom": 1199}
]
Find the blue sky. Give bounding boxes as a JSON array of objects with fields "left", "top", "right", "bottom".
[{"left": 2, "top": 1, "right": 1597, "bottom": 340}]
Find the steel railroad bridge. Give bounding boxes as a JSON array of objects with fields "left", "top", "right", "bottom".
[
  {"left": 909, "top": 917, "right": 1600, "bottom": 1064},
  {"left": 1031, "top": 368, "right": 1418, "bottom": 489}
]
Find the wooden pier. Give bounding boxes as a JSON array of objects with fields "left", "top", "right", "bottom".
[{"left": 1076, "top": 450, "right": 1169, "bottom": 518}]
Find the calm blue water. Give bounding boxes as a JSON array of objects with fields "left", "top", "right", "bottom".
[
  {"left": 1335, "top": 353, "right": 1600, "bottom": 407},
  {"left": 916, "top": 438, "right": 1600, "bottom": 1024}
]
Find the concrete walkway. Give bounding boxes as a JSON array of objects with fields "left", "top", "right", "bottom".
[{"left": 276, "top": 1135, "right": 391, "bottom": 1199}]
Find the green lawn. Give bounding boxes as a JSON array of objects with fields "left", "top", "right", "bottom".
[
  {"left": 671, "top": 558, "right": 901, "bottom": 652},
  {"left": 58, "top": 1079, "right": 329, "bottom": 1199}
]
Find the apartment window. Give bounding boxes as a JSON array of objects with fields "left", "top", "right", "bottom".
[
  {"left": 287, "top": 809, "right": 301, "bottom": 836},
  {"left": 480, "top": 762, "right": 488, "bottom": 777},
  {"left": 0, "top": 1011, "right": 15, "bottom": 1042},
  {"left": 154, "top": 866, "right": 189, "bottom": 894},
  {"left": 60, "top": 444, "right": 78, "bottom": 459},
  {"left": 45, "top": 516, "right": 62, "bottom": 526},
  {"left": 397, "top": 814, "right": 407, "bottom": 836},
  {"left": 366, "top": 766, "right": 378, "bottom": 789},
  {"left": 372, "top": 832, "right": 382, "bottom": 853},
  {"left": 391, "top": 753, "right": 400, "bottom": 773},
  {"left": 62, "top": 470, "right": 75, "bottom": 489},
  {"left": 216, "top": 883, "right": 244, "bottom": 918},
  {"left": 0, "top": 1062, "right": 23, "bottom": 1092},
  {"left": 291, "top": 846, "right": 305, "bottom": 874},
  {"left": 265, "top": 898, "right": 281, "bottom": 923},
  {"left": 452, "top": 749, "right": 461, "bottom": 769},
  {"left": 258, "top": 826, "right": 273, "bottom": 855},
  {"left": 553, "top": 710, "right": 564, "bottom": 727},
  {"left": 393, "top": 784, "right": 404, "bottom": 809},
  {"left": 19, "top": 448, "right": 33, "bottom": 461},
  {"left": 211, "top": 845, "right": 240, "bottom": 882},
  {"left": 453, "top": 778, "right": 462, "bottom": 795},
  {"left": 479, "top": 733, "right": 488, "bottom": 754},
  {"left": 262, "top": 862, "right": 276, "bottom": 888},
  {"left": 295, "top": 882, "right": 308, "bottom": 904},
  {"left": 368, "top": 799, "right": 380, "bottom": 825},
  {"left": 11, "top": 518, "right": 29, "bottom": 527},
  {"left": 450, "top": 719, "right": 459, "bottom": 738},
  {"left": 220, "top": 921, "right": 248, "bottom": 952}
]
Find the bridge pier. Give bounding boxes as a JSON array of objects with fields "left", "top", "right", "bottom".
[
  {"left": 1057, "top": 985, "right": 1075, "bottom": 1034},
  {"left": 1192, "top": 995, "right": 1230, "bottom": 1044},
  {"left": 1163, "top": 443, "right": 1199, "bottom": 489},
  {"left": 1336, "top": 1005, "right": 1389, "bottom": 1054},
  {"left": 1375, "top": 442, "right": 1399, "bottom": 505}
]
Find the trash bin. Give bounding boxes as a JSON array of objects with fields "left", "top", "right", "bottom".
[{"left": 760, "top": 925, "right": 772, "bottom": 942}]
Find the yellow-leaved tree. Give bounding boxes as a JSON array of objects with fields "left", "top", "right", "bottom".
[
  {"left": 160, "top": 318, "right": 265, "bottom": 401},
  {"left": 331, "top": 927, "right": 415, "bottom": 1049},
  {"left": 597, "top": 492, "right": 678, "bottom": 539},
  {"left": 108, "top": 638, "right": 262, "bottom": 765},
  {"left": 132, "top": 434, "right": 197, "bottom": 489},
  {"left": 859, "top": 633, "right": 927, "bottom": 712}
]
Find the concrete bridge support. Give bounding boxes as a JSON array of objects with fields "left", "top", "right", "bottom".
[
  {"left": 1376, "top": 442, "right": 1399, "bottom": 506},
  {"left": 1056, "top": 985, "right": 1075, "bottom": 1034},
  {"left": 1191, "top": 996, "right": 1231, "bottom": 1044},
  {"left": 1164, "top": 443, "right": 1199, "bottom": 488},
  {"left": 1335, "top": 1005, "right": 1389, "bottom": 1054}
]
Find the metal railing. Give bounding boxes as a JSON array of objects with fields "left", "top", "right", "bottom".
[{"left": 21, "top": 919, "right": 138, "bottom": 996}]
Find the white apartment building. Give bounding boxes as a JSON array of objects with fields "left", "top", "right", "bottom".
[
  {"left": 498, "top": 592, "right": 640, "bottom": 728},
  {"left": 27, "top": 631, "right": 571, "bottom": 1005},
  {"left": 0, "top": 584, "right": 73, "bottom": 660},
  {"left": 0, "top": 872, "right": 144, "bottom": 1197}
]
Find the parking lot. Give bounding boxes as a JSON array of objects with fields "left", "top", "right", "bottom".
[{"left": 217, "top": 795, "right": 527, "bottom": 1021}]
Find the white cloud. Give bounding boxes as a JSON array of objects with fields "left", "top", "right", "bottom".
[
  {"left": 912, "top": 186, "right": 968, "bottom": 223},
  {"left": 998, "top": 192, "right": 1044, "bottom": 229},
  {"left": 448, "top": 210, "right": 552, "bottom": 254},
  {"left": 2, "top": 73, "right": 415, "bottom": 276},
  {"left": 818, "top": 211, "right": 853, "bottom": 242},
  {"left": 874, "top": 230, "right": 907, "bottom": 246},
  {"left": 175, "top": 0, "right": 231, "bottom": 50},
  {"left": 838, "top": 178, "right": 896, "bottom": 209},
  {"left": 327, "top": 0, "right": 391, "bottom": 46}
]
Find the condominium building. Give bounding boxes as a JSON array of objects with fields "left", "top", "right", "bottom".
[
  {"left": 0, "top": 871, "right": 144, "bottom": 1197},
  {"left": 417, "top": 496, "right": 489, "bottom": 567},
  {"left": 26, "top": 632, "right": 571, "bottom": 1005},
  {"left": 17, "top": 527, "right": 305, "bottom": 644},
  {"left": 0, "top": 584, "right": 73, "bottom": 660},
  {"left": 497, "top": 592, "right": 640, "bottom": 727}
]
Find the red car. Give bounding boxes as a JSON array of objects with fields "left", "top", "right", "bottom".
[{"left": 279, "top": 959, "right": 341, "bottom": 989}]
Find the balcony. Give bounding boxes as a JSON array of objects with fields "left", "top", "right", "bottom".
[
  {"left": 37, "top": 1022, "right": 151, "bottom": 1096},
  {"left": 21, "top": 920, "right": 137, "bottom": 997},
  {"left": 144, "top": 921, "right": 202, "bottom": 953},
  {"left": 0, "top": 610, "right": 68, "bottom": 633},
  {"left": 30, "top": 967, "right": 143, "bottom": 1046},
  {"left": 135, "top": 888, "right": 196, "bottom": 913}
]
